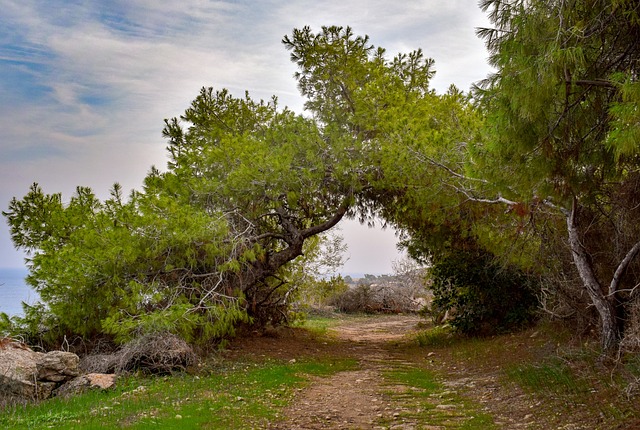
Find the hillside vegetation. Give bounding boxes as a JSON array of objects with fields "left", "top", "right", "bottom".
[
  {"left": 2, "top": 314, "right": 640, "bottom": 429},
  {"left": 2, "top": 2, "right": 640, "bottom": 423}
]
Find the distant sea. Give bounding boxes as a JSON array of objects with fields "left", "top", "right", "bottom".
[{"left": 0, "top": 268, "right": 38, "bottom": 317}]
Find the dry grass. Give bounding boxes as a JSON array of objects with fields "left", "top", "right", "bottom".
[
  {"left": 404, "top": 320, "right": 640, "bottom": 429},
  {"left": 116, "top": 332, "right": 197, "bottom": 374}
]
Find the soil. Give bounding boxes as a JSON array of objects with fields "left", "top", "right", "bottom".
[
  {"left": 272, "top": 315, "right": 424, "bottom": 430},
  {"left": 225, "top": 314, "right": 626, "bottom": 429}
]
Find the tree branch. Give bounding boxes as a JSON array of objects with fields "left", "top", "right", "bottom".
[
  {"left": 571, "top": 79, "right": 616, "bottom": 89},
  {"left": 409, "top": 149, "right": 488, "bottom": 183},
  {"left": 609, "top": 240, "right": 640, "bottom": 296},
  {"left": 302, "top": 197, "right": 351, "bottom": 238},
  {"left": 444, "top": 182, "right": 518, "bottom": 206}
]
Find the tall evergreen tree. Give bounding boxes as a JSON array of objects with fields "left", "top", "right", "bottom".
[{"left": 477, "top": 0, "right": 640, "bottom": 352}]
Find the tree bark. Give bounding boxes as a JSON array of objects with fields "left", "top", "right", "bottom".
[
  {"left": 237, "top": 198, "right": 351, "bottom": 312},
  {"left": 566, "top": 198, "right": 619, "bottom": 353}
]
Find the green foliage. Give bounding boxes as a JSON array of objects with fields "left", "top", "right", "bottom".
[
  {"left": 476, "top": 0, "right": 640, "bottom": 351},
  {"left": 3, "top": 61, "right": 365, "bottom": 344},
  {"left": 297, "top": 276, "right": 349, "bottom": 307},
  {"left": 284, "top": 233, "right": 348, "bottom": 307},
  {"left": 428, "top": 249, "right": 539, "bottom": 335},
  {"left": 3, "top": 180, "right": 251, "bottom": 346},
  {"left": 475, "top": 0, "right": 640, "bottom": 215},
  {"left": 476, "top": 0, "right": 640, "bottom": 200},
  {"left": 3, "top": 23, "right": 553, "bottom": 348},
  {"left": 101, "top": 297, "right": 249, "bottom": 345},
  {"left": 607, "top": 74, "right": 640, "bottom": 158}
]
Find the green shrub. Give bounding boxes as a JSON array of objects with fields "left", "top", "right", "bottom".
[{"left": 428, "top": 249, "right": 539, "bottom": 335}]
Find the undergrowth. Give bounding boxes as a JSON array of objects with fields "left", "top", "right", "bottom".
[
  {"left": 412, "top": 321, "right": 640, "bottom": 429},
  {"left": 0, "top": 358, "right": 356, "bottom": 429},
  {"left": 504, "top": 348, "right": 639, "bottom": 426},
  {"left": 5, "top": 315, "right": 640, "bottom": 429}
]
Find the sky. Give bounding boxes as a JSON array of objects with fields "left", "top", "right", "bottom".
[{"left": 0, "top": 0, "right": 493, "bottom": 275}]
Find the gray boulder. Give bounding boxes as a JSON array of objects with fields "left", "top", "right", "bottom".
[
  {"left": 0, "top": 342, "right": 42, "bottom": 399},
  {"left": 0, "top": 339, "right": 81, "bottom": 401},
  {"left": 37, "top": 350, "right": 80, "bottom": 382}
]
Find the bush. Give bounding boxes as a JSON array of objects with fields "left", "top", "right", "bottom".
[
  {"left": 428, "top": 249, "right": 540, "bottom": 335},
  {"left": 330, "top": 281, "right": 423, "bottom": 314}
]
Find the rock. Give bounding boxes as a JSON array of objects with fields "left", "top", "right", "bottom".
[
  {"left": 54, "top": 373, "right": 117, "bottom": 398},
  {"left": 0, "top": 343, "right": 42, "bottom": 399},
  {"left": 0, "top": 339, "right": 80, "bottom": 402},
  {"left": 37, "top": 351, "right": 80, "bottom": 382},
  {"left": 36, "top": 381, "right": 58, "bottom": 400}
]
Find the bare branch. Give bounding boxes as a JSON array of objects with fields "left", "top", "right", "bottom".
[
  {"left": 444, "top": 182, "right": 518, "bottom": 206},
  {"left": 409, "top": 148, "right": 488, "bottom": 183},
  {"left": 609, "top": 241, "right": 640, "bottom": 296}
]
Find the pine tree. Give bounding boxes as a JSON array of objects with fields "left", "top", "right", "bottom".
[{"left": 477, "top": 0, "right": 640, "bottom": 352}]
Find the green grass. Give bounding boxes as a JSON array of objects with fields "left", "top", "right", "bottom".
[
  {"left": 380, "top": 366, "right": 497, "bottom": 429},
  {"left": 294, "top": 314, "right": 342, "bottom": 335},
  {"left": 0, "top": 358, "right": 357, "bottom": 430},
  {"left": 414, "top": 325, "right": 456, "bottom": 348},
  {"left": 505, "top": 358, "right": 589, "bottom": 396},
  {"left": 503, "top": 353, "right": 638, "bottom": 425}
]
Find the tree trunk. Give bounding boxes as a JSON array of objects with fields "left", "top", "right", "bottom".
[
  {"left": 566, "top": 199, "right": 619, "bottom": 353},
  {"left": 236, "top": 199, "right": 351, "bottom": 322}
]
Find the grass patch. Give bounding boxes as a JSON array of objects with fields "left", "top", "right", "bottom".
[
  {"left": 505, "top": 358, "right": 589, "bottom": 396},
  {"left": 411, "top": 321, "right": 640, "bottom": 428},
  {"left": 0, "top": 358, "right": 356, "bottom": 430},
  {"left": 380, "top": 366, "right": 497, "bottom": 429},
  {"left": 294, "top": 314, "right": 343, "bottom": 335},
  {"left": 502, "top": 343, "right": 640, "bottom": 428},
  {"left": 415, "top": 325, "right": 456, "bottom": 348}
]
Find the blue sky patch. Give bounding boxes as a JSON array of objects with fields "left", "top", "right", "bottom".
[{"left": 2, "top": 144, "right": 67, "bottom": 164}]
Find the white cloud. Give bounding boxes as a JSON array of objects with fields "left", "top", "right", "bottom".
[{"left": 0, "top": 0, "right": 493, "bottom": 270}]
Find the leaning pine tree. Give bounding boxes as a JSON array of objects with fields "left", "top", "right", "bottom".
[{"left": 3, "top": 26, "right": 480, "bottom": 347}]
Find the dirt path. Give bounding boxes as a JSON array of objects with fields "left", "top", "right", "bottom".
[
  {"left": 227, "top": 314, "right": 622, "bottom": 429},
  {"left": 271, "top": 315, "right": 438, "bottom": 429}
]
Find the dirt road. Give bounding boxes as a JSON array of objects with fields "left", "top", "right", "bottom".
[
  {"left": 271, "top": 314, "right": 473, "bottom": 430},
  {"left": 228, "top": 314, "right": 620, "bottom": 429}
]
